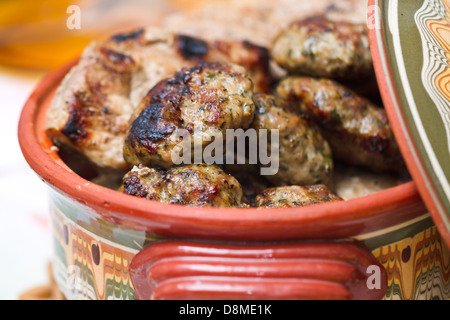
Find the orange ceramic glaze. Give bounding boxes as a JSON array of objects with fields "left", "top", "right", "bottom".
[
  {"left": 368, "top": 0, "right": 450, "bottom": 249},
  {"left": 129, "top": 240, "right": 387, "bottom": 300}
]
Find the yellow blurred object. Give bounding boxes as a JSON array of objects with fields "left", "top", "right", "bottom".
[
  {"left": 0, "top": 35, "right": 96, "bottom": 70},
  {"left": 168, "top": 0, "right": 228, "bottom": 11},
  {"left": 0, "top": 0, "right": 187, "bottom": 70},
  {"left": 0, "top": 0, "right": 97, "bottom": 69},
  {"left": 0, "top": 0, "right": 103, "bottom": 69}
]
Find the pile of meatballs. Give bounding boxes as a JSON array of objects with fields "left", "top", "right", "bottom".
[{"left": 46, "top": 17, "right": 404, "bottom": 209}]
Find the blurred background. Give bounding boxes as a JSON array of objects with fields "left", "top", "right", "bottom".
[
  {"left": 0, "top": 0, "right": 223, "bottom": 70},
  {"left": 0, "top": 0, "right": 217, "bottom": 300}
]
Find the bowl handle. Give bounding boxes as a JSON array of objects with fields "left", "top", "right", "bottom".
[{"left": 129, "top": 240, "right": 387, "bottom": 300}]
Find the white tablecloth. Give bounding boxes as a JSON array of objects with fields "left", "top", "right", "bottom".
[{"left": 0, "top": 66, "right": 53, "bottom": 300}]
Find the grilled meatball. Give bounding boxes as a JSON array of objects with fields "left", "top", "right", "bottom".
[
  {"left": 119, "top": 164, "right": 245, "bottom": 207},
  {"left": 46, "top": 28, "right": 270, "bottom": 171},
  {"left": 271, "top": 16, "right": 373, "bottom": 79},
  {"left": 251, "top": 93, "right": 333, "bottom": 186},
  {"left": 276, "top": 77, "right": 404, "bottom": 173},
  {"left": 255, "top": 185, "right": 342, "bottom": 208},
  {"left": 124, "top": 61, "right": 255, "bottom": 169},
  {"left": 46, "top": 42, "right": 138, "bottom": 171}
]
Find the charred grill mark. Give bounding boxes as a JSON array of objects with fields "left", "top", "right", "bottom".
[
  {"left": 128, "top": 102, "right": 179, "bottom": 153},
  {"left": 110, "top": 28, "right": 144, "bottom": 42},
  {"left": 127, "top": 63, "right": 225, "bottom": 155},
  {"left": 61, "top": 94, "right": 91, "bottom": 145},
  {"left": 168, "top": 69, "right": 193, "bottom": 87},
  {"left": 186, "top": 183, "right": 220, "bottom": 206},
  {"left": 175, "top": 35, "right": 209, "bottom": 60},
  {"left": 99, "top": 47, "right": 136, "bottom": 73},
  {"left": 122, "top": 174, "right": 149, "bottom": 198},
  {"left": 127, "top": 70, "right": 191, "bottom": 153}
]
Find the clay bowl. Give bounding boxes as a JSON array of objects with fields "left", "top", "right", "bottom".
[
  {"left": 18, "top": 59, "right": 444, "bottom": 300},
  {"left": 18, "top": 61, "right": 427, "bottom": 241}
]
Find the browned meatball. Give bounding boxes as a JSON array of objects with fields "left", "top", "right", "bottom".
[
  {"left": 123, "top": 61, "right": 255, "bottom": 169},
  {"left": 255, "top": 185, "right": 342, "bottom": 208},
  {"left": 271, "top": 16, "right": 373, "bottom": 79},
  {"left": 46, "top": 42, "right": 138, "bottom": 171},
  {"left": 119, "top": 164, "right": 245, "bottom": 207},
  {"left": 46, "top": 28, "right": 270, "bottom": 171},
  {"left": 251, "top": 93, "right": 333, "bottom": 186},
  {"left": 276, "top": 76, "right": 404, "bottom": 173}
]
